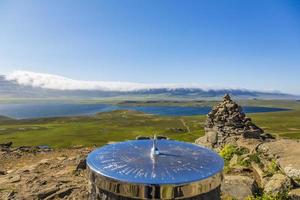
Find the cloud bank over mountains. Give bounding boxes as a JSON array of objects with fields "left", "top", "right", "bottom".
[
  {"left": 6, "top": 71, "right": 153, "bottom": 92},
  {"left": 4, "top": 70, "right": 274, "bottom": 93},
  {"left": 1, "top": 70, "right": 298, "bottom": 100}
]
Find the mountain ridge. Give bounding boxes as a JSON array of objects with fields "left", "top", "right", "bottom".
[{"left": 0, "top": 74, "right": 298, "bottom": 100}]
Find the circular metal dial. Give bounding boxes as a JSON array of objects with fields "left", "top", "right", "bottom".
[{"left": 87, "top": 139, "right": 224, "bottom": 185}]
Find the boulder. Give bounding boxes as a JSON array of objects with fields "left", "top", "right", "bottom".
[
  {"left": 205, "top": 128, "right": 218, "bottom": 144},
  {"left": 289, "top": 188, "right": 300, "bottom": 200},
  {"left": 136, "top": 136, "right": 151, "bottom": 140},
  {"left": 75, "top": 155, "right": 86, "bottom": 172},
  {"left": 264, "top": 173, "right": 292, "bottom": 195},
  {"left": 258, "top": 140, "right": 300, "bottom": 181},
  {"left": 136, "top": 135, "right": 168, "bottom": 140},
  {"left": 221, "top": 175, "right": 257, "bottom": 200},
  {"left": 156, "top": 136, "right": 168, "bottom": 140},
  {"left": 243, "top": 130, "right": 262, "bottom": 139},
  {"left": 251, "top": 162, "right": 267, "bottom": 188},
  {"left": 195, "top": 136, "right": 213, "bottom": 148}
]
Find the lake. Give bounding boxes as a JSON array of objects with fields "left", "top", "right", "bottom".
[{"left": 0, "top": 103, "right": 289, "bottom": 119}]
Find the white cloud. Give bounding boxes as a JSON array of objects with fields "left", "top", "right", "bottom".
[
  {"left": 5, "top": 70, "right": 153, "bottom": 91},
  {"left": 4, "top": 70, "right": 271, "bottom": 93}
]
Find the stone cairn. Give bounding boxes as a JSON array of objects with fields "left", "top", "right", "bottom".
[{"left": 196, "top": 94, "right": 264, "bottom": 148}]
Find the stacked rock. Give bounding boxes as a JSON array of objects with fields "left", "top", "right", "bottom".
[{"left": 197, "top": 94, "right": 264, "bottom": 148}]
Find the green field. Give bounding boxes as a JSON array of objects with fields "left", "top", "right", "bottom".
[
  {"left": 0, "top": 99, "right": 300, "bottom": 148},
  {"left": 0, "top": 110, "right": 205, "bottom": 148}
]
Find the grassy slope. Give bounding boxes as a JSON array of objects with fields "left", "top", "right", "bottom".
[
  {"left": 0, "top": 110, "right": 205, "bottom": 148},
  {"left": 0, "top": 100, "right": 299, "bottom": 148},
  {"left": 249, "top": 110, "right": 300, "bottom": 139},
  {"left": 241, "top": 100, "right": 300, "bottom": 139}
]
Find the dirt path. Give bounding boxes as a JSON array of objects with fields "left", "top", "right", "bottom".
[{"left": 180, "top": 118, "right": 191, "bottom": 133}]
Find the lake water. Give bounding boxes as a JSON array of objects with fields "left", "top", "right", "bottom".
[{"left": 0, "top": 103, "right": 289, "bottom": 119}]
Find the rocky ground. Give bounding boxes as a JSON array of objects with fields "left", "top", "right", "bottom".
[
  {"left": 3, "top": 139, "right": 300, "bottom": 200},
  {"left": 196, "top": 94, "right": 300, "bottom": 200},
  {"left": 0, "top": 144, "right": 92, "bottom": 200},
  {"left": 217, "top": 138, "right": 300, "bottom": 200}
]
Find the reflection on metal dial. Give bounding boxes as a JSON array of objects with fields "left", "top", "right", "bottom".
[{"left": 87, "top": 139, "right": 224, "bottom": 185}]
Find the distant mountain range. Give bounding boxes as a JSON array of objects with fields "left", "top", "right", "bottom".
[{"left": 0, "top": 71, "right": 298, "bottom": 100}]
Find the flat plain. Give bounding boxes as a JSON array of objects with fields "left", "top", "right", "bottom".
[{"left": 0, "top": 99, "right": 299, "bottom": 148}]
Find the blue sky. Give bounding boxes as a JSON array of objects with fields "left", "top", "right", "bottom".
[{"left": 0, "top": 0, "right": 300, "bottom": 94}]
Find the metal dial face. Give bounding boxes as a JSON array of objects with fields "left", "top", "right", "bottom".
[{"left": 87, "top": 140, "right": 224, "bottom": 185}]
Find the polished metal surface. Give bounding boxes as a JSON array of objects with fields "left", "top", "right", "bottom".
[
  {"left": 88, "top": 166, "right": 222, "bottom": 199},
  {"left": 87, "top": 139, "right": 224, "bottom": 199}
]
